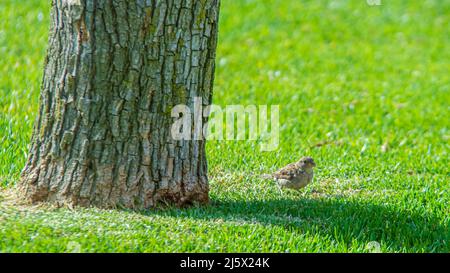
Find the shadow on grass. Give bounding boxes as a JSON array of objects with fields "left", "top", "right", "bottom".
[{"left": 138, "top": 197, "right": 448, "bottom": 252}]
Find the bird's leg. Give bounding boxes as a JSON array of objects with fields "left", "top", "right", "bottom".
[{"left": 276, "top": 183, "right": 283, "bottom": 195}]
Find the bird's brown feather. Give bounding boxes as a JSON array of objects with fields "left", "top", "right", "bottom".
[{"left": 272, "top": 162, "right": 304, "bottom": 180}]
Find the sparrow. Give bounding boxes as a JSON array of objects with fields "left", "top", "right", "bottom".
[{"left": 263, "top": 157, "right": 316, "bottom": 191}]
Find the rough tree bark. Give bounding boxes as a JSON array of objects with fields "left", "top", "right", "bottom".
[{"left": 19, "top": 0, "right": 220, "bottom": 208}]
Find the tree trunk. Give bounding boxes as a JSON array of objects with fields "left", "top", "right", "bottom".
[{"left": 19, "top": 0, "right": 220, "bottom": 209}]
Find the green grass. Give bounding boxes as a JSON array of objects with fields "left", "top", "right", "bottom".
[{"left": 0, "top": 0, "right": 449, "bottom": 252}]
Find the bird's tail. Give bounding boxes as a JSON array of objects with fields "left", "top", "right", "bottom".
[{"left": 260, "top": 174, "right": 274, "bottom": 180}]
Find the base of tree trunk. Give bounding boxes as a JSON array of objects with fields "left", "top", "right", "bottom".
[{"left": 18, "top": 173, "right": 209, "bottom": 209}]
